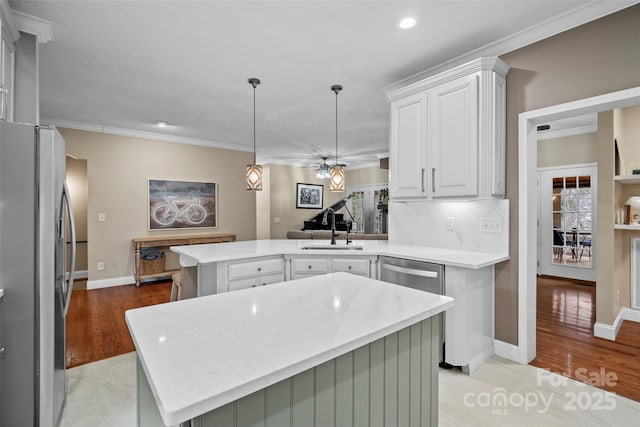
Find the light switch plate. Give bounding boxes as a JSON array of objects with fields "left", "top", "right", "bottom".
[
  {"left": 480, "top": 217, "right": 503, "bottom": 233},
  {"left": 98, "top": 213, "right": 106, "bottom": 222},
  {"left": 446, "top": 217, "right": 455, "bottom": 231}
]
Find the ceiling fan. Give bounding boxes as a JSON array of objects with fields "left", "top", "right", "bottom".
[{"left": 315, "top": 157, "right": 331, "bottom": 179}]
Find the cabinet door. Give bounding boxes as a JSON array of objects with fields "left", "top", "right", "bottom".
[
  {"left": 290, "top": 257, "right": 330, "bottom": 280},
  {"left": 428, "top": 75, "right": 478, "bottom": 198},
  {"left": 389, "top": 92, "right": 428, "bottom": 198},
  {"left": 228, "top": 258, "right": 284, "bottom": 280},
  {"left": 332, "top": 258, "right": 370, "bottom": 276},
  {"left": 227, "top": 276, "right": 259, "bottom": 292}
]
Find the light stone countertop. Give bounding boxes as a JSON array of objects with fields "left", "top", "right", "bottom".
[
  {"left": 126, "top": 272, "right": 454, "bottom": 426},
  {"left": 171, "top": 239, "right": 509, "bottom": 269}
]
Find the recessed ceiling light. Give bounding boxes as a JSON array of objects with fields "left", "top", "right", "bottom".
[
  {"left": 154, "top": 120, "right": 169, "bottom": 128},
  {"left": 398, "top": 16, "right": 417, "bottom": 30}
]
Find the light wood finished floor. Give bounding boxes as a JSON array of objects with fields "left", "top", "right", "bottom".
[
  {"left": 66, "top": 280, "right": 172, "bottom": 368},
  {"left": 531, "top": 275, "right": 640, "bottom": 401}
]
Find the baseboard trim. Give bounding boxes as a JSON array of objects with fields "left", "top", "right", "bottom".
[
  {"left": 593, "top": 307, "right": 640, "bottom": 341},
  {"left": 87, "top": 275, "right": 135, "bottom": 290},
  {"left": 66, "top": 270, "right": 88, "bottom": 280},
  {"left": 494, "top": 339, "right": 519, "bottom": 362},
  {"left": 464, "top": 346, "right": 495, "bottom": 375}
]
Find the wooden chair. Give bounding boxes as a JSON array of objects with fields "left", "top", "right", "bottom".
[{"left": 170, "top": 271, "right": 182, "bottom": 302}]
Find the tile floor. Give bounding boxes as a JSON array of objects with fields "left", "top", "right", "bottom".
[{"left": 59, "top": 353, "right": 640, "bottom": 427}]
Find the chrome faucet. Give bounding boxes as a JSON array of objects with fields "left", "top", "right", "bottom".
[{"left": 322, "top": 208, "right": 337, "bottom": 245}]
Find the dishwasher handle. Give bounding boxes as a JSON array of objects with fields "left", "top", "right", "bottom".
[{"left": 382, "top": 263, "right": 439, "bottom": 279}]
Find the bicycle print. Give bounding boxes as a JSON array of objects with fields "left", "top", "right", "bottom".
[{"left": 148, "top": 179, "right": 217, "bottom": 229}]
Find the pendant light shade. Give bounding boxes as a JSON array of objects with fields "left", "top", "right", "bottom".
[
  {"left": 246, "top": 164, "right": 262, "bottom": 190},
  {"left": 246, "top": 78, "right": 262, "bottom": 191},
  {"left": 329, "top": 84, "right": 345, "bottom": 192},
  {"left": 329, "top": 164, "right": 345, "bottom": 191}
]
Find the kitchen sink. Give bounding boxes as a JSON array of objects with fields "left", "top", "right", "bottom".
[{"left": 301, "top": 244, "right": 364, "bottom": 250}]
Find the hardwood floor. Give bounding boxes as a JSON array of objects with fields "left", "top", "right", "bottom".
[
  {"left": 66, "top": 280, "right": 172, "bottom": 368},
  {"left": 531, "top": 275, "right": 640, "bottom": 401}
]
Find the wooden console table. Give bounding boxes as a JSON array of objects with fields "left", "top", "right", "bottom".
[{"left": 132, "top": 233, "right": 235, "bottom": 286}]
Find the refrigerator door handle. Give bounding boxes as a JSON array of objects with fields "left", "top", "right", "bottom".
[{"left": 62, "top": 181, "right": 77, "bottom": 317}]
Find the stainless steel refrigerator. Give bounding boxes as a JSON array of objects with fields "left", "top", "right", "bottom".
[{"left": 0, "top": 122, "right": 76, "bottom": 427}]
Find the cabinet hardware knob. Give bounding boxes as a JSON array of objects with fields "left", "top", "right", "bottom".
[
  {"left": 262, "top": 283, "right": 266, "bottom": 286},
  {"left": 257, "top": 267, "right": 262, "bottom": 272},
  {"left": 348, "top": 265, "right": 352, "bottom": 269},
  {"left": 308, "top": 265, "right": 312, "bottom": 269},
  {"left": 251, "top": 284, "right": 257, "bottom": 288}
]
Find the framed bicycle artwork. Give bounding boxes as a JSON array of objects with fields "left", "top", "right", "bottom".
[{"left": 148, "top": 179, "right": 217, "bottom": 230}]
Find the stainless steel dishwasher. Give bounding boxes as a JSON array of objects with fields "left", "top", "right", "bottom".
[{"left": 379, "top": 256, "right": 446, "bottom": 364}]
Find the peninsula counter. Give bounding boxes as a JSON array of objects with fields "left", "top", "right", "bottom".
[{"left": 126, "top": 272, "right": 453, "bottom": 427}]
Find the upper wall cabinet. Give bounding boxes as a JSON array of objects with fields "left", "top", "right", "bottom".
[
  {"left": 385, "top": 57, "right": 509, "bottom": 200},
  {"left": 390, "top": 91, "right": 428, "bottom": 198}
]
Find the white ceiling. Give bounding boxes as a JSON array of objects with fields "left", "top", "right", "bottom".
[{"left": 9, "top": 0, "right": 633, "bottom": 167}]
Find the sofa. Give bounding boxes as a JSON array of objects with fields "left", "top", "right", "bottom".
[{"left": 286, "top": 230, "right": 388, "bottom": 240}]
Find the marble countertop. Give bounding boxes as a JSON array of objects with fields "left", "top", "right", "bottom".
[
  {"left": 126, "top": 272, "right": 454, "bottom": 426},
  {"left": 171, "top": 239, "right": 509, "bottom": 269}
]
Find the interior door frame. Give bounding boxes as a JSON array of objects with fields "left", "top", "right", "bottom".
[
  {"left": 537, "top": 163, "right": 597, "bottom": 281},
  {"left": 346, "top": 183, "right": 387, "bottom": 233},
  {"left": 518, "top": 86, "right": 640, "bottom": 364}
]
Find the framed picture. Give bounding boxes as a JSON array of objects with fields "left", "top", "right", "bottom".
[
  {"left": 148, "top": 179, "right": 217, "bottom": 230},
  {"left": 296, "top": 183, "right": 324, "bottom": 209}
]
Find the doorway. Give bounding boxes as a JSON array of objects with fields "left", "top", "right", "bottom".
[
  {"left": 538, "top": 164, "right": 597, "bottom": 281},
  {"left": 518, "top": 86, "right": 640, "bottom": 364},
  {"left": 346, "top": 184, "right": 388, "bottom": 234}
]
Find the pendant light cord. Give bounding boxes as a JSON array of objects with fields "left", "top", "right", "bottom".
[
  {"left": 253, "top": 83, "right": 257, "bottom": 164},
  {"left": 335, "top": 89, "right": 338, "bottom": 165}
]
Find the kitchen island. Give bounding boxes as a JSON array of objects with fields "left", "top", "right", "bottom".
[
  {"left": 126, "top": 272, "right": 453, "bottom": 427},
  {"left": 171, "top": 239, "right": 507, "bottom": 374}
]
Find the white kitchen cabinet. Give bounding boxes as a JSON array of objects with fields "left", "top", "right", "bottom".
[
  {"left": 385, "top": 57, "right": 509, "bottom": 200},
  {"left": 290, "top": 257, "right": 330, "bottom": 280},
  {"left": 389, "top": 91, "right": 428, "bottom": 198},
  {"left": 198, "top": 255, "right": 285, "bottom": 295},
  {"left": 428, "top": 74, "right": 478, "bottom": 198},
  {"left": 287, "top": 254, "right": 377, "bottom": 280},
  {"left": 444, "top": 265, "right": 494, "bottom": 375}
]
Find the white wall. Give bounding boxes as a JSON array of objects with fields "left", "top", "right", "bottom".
[{"left": 388, "top": 199, "right": 509, "bottom": 255}]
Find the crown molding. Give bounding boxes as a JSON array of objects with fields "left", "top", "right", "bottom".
[
  {"left": 383, "top": 0, "right": 640, "bottom": 93},
  {"left": 537, "top": 124, "right": 597, "bottom": 141},
  {"left": 12, "top": 10, "right": 54, "bottom": 43},
  {"left": 386, "top": 57, "right": 509, "bottom": 101},
  {"left": 41, "top": 117, "right": 253, "bottom": 153}
]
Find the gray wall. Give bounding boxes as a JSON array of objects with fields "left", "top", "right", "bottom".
[{"left": 496, "top": 4, "right": 640, "bottom": 344}]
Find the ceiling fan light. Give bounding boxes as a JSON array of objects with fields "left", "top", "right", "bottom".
[
  {"left": 246, "top": 164, "right": 262, "bottom": 191},
  {"left": 316, "top": 160, "right": 330, "bottom": 179},
  {"left": 329, "top": 165, "right": 345, "bottom": 192}
]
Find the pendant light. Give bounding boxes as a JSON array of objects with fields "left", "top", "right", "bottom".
[
  {"left": 246, "top": 77, "right": 262, "bottom": 191},
  {"left": 329, "top": 84, "right": 345, "bottom": 192}
]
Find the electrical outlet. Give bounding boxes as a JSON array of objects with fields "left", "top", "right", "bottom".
[
  {"left": 98, "top": 213, "right": 106, "bottom": 222},
  {"left": 97, "top": 262, "right": 105, "bottom": 271},
  {"left": 446, "top": 217, "right": 455, "bottom": 231},
  {"left": 480, "top": 217, "right": 503, "bottom": 233}
]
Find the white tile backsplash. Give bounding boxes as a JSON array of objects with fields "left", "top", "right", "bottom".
[{"left": 388, "top": 199, "right": 509, "bottom": 255}]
